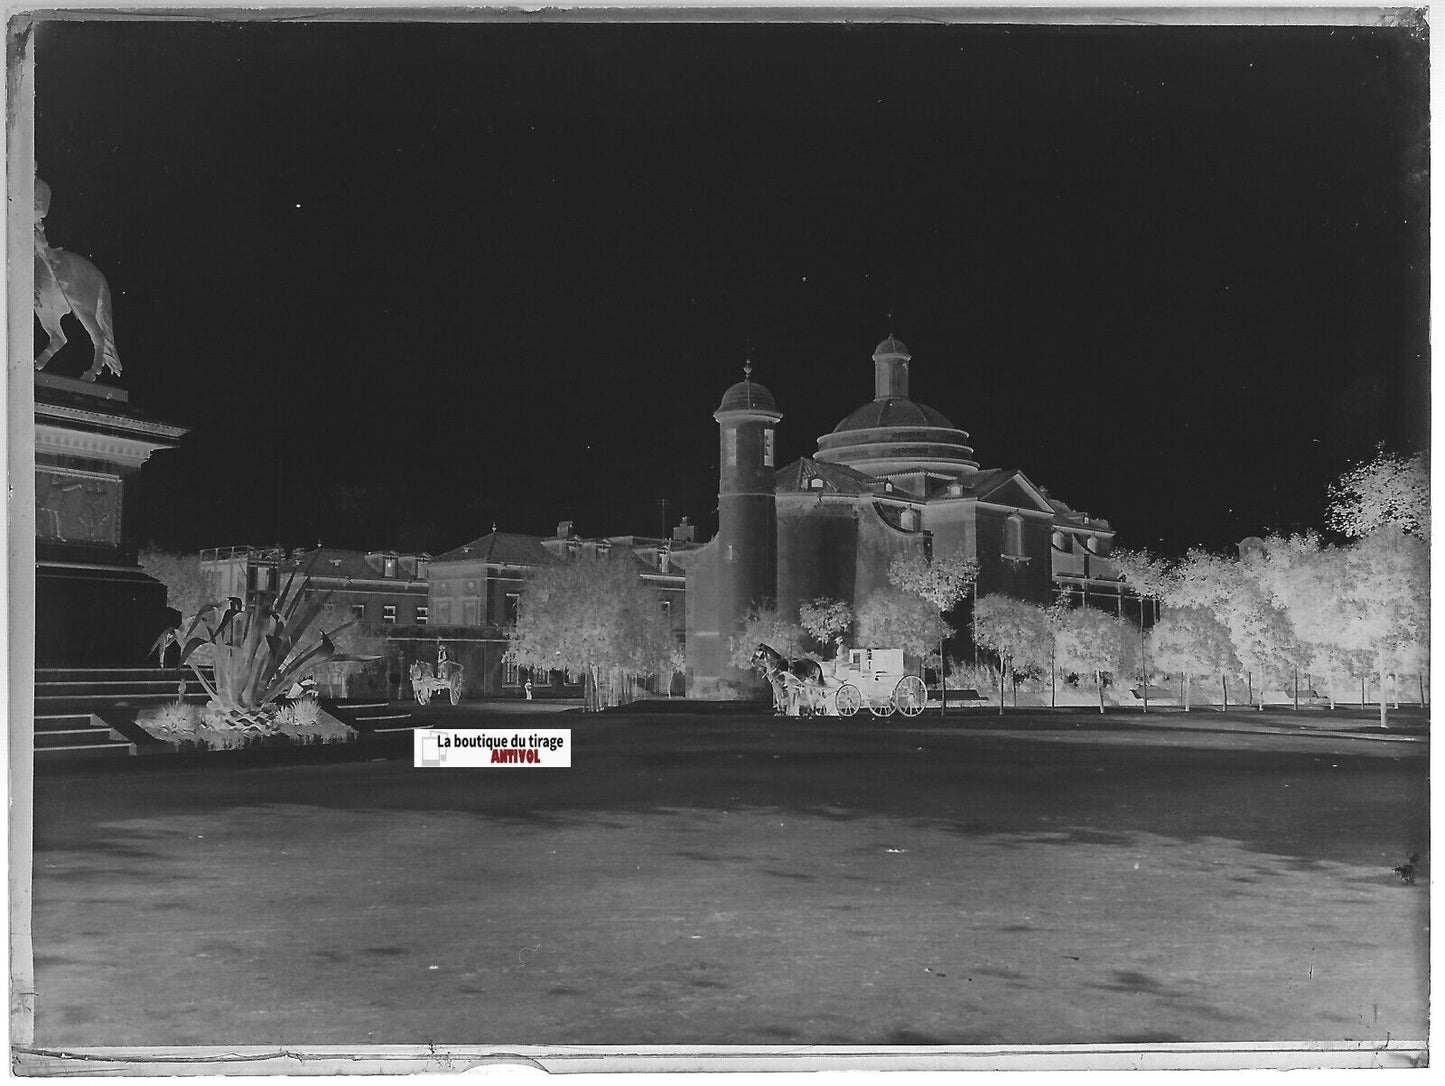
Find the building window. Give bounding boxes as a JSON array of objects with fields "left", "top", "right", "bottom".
[
  {"left": 1003, "top": 514, "right": 1026, "bottom": 559},
  {"left": 762, "top": 427, "right": 775, "bottom": 467},
  {"left": 384, "top": 556, "right": 398, "bottom": 578},
  {"left": 504, "top": 660, "right": 521, "bottom": 686},
  {"left": 382, "top": 604, "right": 396, "bottom": 624},
  {"left": 416, "top": 605, "right": 429, "bottom": 626},
  {"left": 724, "top": 428, "right": 737, "bottom": 467},
  {"left": 351, "top": 603, "right": 366, "bottom": 621},
  {"left": 808, "top": 476, "right": 825, "bottom": 490},
  {"left": 661, "top": 599, "right": 672, "bottom": 621},
  {"left": 505, "top": 592, "right": 521, "bottom": 626},
  {"left": 532, "top": 666, "right": 549, "bottom": 684},
  {"left": 436, "top": 600, "right": 451, "bottom": 625},
  {"left": 1051, "top": 530, "right": 1067, "bottom": 551},
  {"left": 462, "top": 599, "right": 479, "bottom": 626}
]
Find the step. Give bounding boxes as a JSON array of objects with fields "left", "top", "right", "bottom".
[
  {"left": 35, "top": 680, "right": 206, "bottom": 695},
  {"left": 34, "top": 730, "right": 132, "bottom": 751},
  {"left": 33, "top": 714, "right": 95, "bottom": 732},
  {"left": 36, "top": 692, "right": 209, "bottom": 707},
  {"left": 35, "top": 668, "right": 198, "bottom": 681},
  {"left": 35, "top": 724, "right": 111, "bottom": 739},
  {"left": 36, "top": 744, "right": 135, "bottom": 762}
]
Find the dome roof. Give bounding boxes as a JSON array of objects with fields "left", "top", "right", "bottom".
[
  {"left": 872, "top": 335, "right": 911, "bottom": 361},
  {"left": 831, "top": 397, "right": 954, "bottom": 434},
  {"left": 715, "top": 377, "right": 780, "bottom": 415}
]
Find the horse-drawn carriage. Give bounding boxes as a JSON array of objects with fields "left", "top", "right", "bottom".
[
  {"left": 751, "top": 644, "right": 929, "bottom": 719},
  {"left": 831, "top": 648, "right": 929, "bottom": 718},
  {"left": 409, "top": 646, "right": 464, "bottom": 706}
]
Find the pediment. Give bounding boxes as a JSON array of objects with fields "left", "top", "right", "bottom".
[{"left": 972, "top": 470, "right": 1055, "bottom": 514}]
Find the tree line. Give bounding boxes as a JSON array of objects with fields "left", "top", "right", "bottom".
[{"left": 975, "top": 448, "right": 1428, "bottom": 725}]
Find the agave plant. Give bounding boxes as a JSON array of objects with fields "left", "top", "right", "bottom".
[{"left": 152, "top": 557, "right": 355, "bottom": 732}]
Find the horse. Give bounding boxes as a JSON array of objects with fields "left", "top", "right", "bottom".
[
  {"left": 750, "top": 643, "right": 826, "bottom": 716},
  {"left": 35, "top": 246, "right": 122, "bottom": 380},
  {"left": 33, "top": 179, "right": 122, "bottom": 381}
]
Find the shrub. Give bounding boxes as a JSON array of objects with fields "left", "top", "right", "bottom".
[{"left": 138, "top": 698, "right": 201, "bottom": 739}]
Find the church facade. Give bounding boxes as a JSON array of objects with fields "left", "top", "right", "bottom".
[{"left": 685, "top": 336, "right": 1138, "bottom": 698}]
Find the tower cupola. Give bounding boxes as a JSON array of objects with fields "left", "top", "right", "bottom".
[
  {"left": 872, "top": 334, "right": 911, "bottom": 399},
  {"left": 715, "top": 360, "right": 781, "bottom": 419}
]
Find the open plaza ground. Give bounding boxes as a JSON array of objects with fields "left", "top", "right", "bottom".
[{"left": 27, "top": 703, "right": 1427, "bottom": 1054}]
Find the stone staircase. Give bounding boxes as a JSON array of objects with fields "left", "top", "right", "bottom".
[
  {"left": 32, "top": 667, "right": 208, "bottom": 762},
  {"left": 33, "top": 711, "right": 135, "bottom": 761},
  {"left": 319, "top": 698, "right": 419, "bottom": 737}
]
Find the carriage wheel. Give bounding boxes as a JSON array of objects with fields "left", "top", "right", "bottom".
[
  {"left": 893, "top": 675, "right": 927, "bottom": 717},
  {"left": 835, "top": 684, "right": 862, "bottom": 718},
  {"left": 870, "top": 696, "right": 895, "bottom": 718},
  {"left": 449, "top": 679, "right": 462, "bottom": 706}
]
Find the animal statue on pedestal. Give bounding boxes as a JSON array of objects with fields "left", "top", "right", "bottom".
[
  {"left": 33, "top": 178, "right": 122, "bottom": 381},
  {"left": 750, "top": 643, "right": 826, "bottom": 717}
]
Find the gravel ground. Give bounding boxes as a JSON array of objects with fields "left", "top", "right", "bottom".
[{"left": 28, "top": 708, "right": 1428, "bottom": 1049}]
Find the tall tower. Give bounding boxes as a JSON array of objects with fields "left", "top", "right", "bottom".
[{"left": 714, "top": 360, "right": 782, "bottom": 688}]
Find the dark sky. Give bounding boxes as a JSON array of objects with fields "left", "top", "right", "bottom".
[{"left": 32, "top": 16, "right": 1429, "bottom": 558}]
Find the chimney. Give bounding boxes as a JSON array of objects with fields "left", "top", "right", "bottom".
[
  {"left": 557, "top": 520, "right": 574, "bottom": 539},
  {"left": 671, "top": 516, "right": 694, "bottom": 544}
]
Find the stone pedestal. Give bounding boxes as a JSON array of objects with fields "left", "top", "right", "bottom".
[{"left": 34, "top": 373, "right": 186, "bottom": 666}]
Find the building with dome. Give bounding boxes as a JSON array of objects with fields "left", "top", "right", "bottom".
[{"left": 685, "top": 335, "right": 1141, "bottom": 697}]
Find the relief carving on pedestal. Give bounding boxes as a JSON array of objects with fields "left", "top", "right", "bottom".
[{"left": 36, "top": 471, "right": 121, "bottom": 545}]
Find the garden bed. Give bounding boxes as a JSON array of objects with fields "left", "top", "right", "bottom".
[{"left": 131, "top": 697, "right": 358, "bottom": 754}]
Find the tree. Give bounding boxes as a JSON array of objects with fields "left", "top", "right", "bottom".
[
  {"left": 310, "top": 599, "right": 388, "bottom": 696},
  {"left": 856, "top": 587, "right": 950, "bottom": 661},
  {"left": 1109, "top": 547, "right": 1172, "bottom": 712},
  {"left": 507, "top": 554, "right": 674, "bottom": 711},
  {"left": 1054, "top": 606, "right": 1129, "bottom": 713},
  {"left": 729, "top": 605, "right": 807, "bottom": 674},
  {"left": 1337, "top": 528, "right": 1429, "bottom": 728},
  {"left": 666, "top": 643, "right": 687, "bottom": 697},
  {"left": 973, "top": 594, "right": 1051, "bottom": 714},
  {"left": 1043, "top": 591, "right": 1074, "bottom": 708},
  {"left": 1167, "top": 547, "right": 1302, "bottom": 711},
  {"left": 1148, "top": 605, "right": 1238, "bottom": 711},
  {"left": 138, "top": 547, "right": 217, "bottom": 628},
  {"left": 1327, "top": 446, "right": 1429, "bottom": 541},
  {"left": 1243, "top": 534, "right": 1353, "bottom": 709},
  {"left": 888, "top": 550, "right": 979, "bottom": 713},
  {"left": 1229, "top": 591, "right": 1307, "bottom": 711},
  {"left": 798, "top": 597, "right": 853, "bottom": 657}
]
